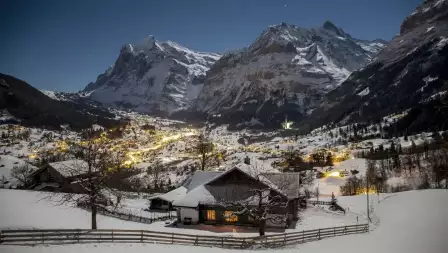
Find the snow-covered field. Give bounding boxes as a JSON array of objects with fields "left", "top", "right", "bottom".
[
  {"left": 0, "top": 189, "right": 358, "bottom": 236},
  {"left": 1, "top": 190, "right": 446, "bottom": 253}
]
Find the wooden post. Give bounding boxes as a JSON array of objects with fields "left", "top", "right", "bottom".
[
  {"left": 302, "top": 230, "right": 304, "bottom": 243},
  {"left": 141, "top": 230, "right": 143, "bottom": 243},
  {"left": 344, "top": 226, "right": 347, "bottom": 235},
  {"left": 195, "top": 235, "right": 198, "bottom": 245},
  {"left": 221, "top": 237, "right": 224, "bottom": 247},
  {"left": 284, "top": 233, "right": 286, "bottom": 245},
  {"left": 318, "top": 229, "right": 321, "bottom": 240},
  {"left": 171, "top": 233, "right": 174, "bottom": 244},
  {"left": 242, "top": 238, "right": 246, "bottom": 248},
  {"left": 334, "top": 227, "right": 336, "bottom": 236},
  {"left": 112, "top": 230, "right": 114, "bottom": 242},
  {"left": 41, "top": 232, "right": 44, "bottom": 243},
  {"left": 0, "top": 230, "right": 3, "bottom": 244}
]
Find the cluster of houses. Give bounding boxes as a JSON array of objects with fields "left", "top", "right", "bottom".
[{"left": 29, "top": 160, "right": 303, "bottom": 229}]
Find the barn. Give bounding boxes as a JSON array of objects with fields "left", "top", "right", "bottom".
[{"left": 172, "top": 167, "right": 301, "bottom": 228}]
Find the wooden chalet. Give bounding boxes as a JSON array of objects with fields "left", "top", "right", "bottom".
[
  {"left": 29, "top": 160, "right": 93, "bottom": 193},
  {"left": 172, "top": 167, "right": 301, "bottom": 228}
]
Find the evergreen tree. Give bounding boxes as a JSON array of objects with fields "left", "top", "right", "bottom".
[{"left": 330, "top": 192, "right": 337, "bottom": 204}]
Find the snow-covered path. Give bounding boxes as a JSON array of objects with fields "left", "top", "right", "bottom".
[{"left": 1, "top": 190, "right": 447, "bottom": 253}]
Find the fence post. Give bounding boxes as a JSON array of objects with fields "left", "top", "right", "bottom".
[
  {"left": 334, "top": 227, "right": 336, "bottom": 236},
  {"left": 112, "top": 230, "right": 114, "bottom": 242},
  {"left": 302, "top": 230, "right": 304, "bottom": 243},
  {"left": 171, "top": 233, "right": 174, "bottom": 244},
  {"left": 344, "top": 226, "right": 347, "bottom": 235},
  {"left": 284, "top": 233, "right": 286, "bottom": 245},
  {"left": 195, "top": 235, "right": 198, "bottom": 245},
  {"left": 318, "top": 229, "right": 321, "bottom": 240},
  {"left": 41, "top": 232, "right": 44, "bottom": 243},
  {"left": 141, "top": 230, "right": 143, "bottom": 243},
  {"left": 242, "top": 238, "right": 246, "bottom": 248},
  {"left": 221, "top": 237, "right": 224, "bottom": 247},
  {"left": 0, "top": 230, "right": 3, "bottom": 244}
]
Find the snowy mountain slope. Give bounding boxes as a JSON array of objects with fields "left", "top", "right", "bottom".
[
  {"left": 194, "top": 21, "right": 385, "bottom": 128},
  {"left": 311, "top": 0, "right": 448, "bottom": 134},
  {"left": 84, "top": 36, "right": 220, "bottom": 114}
]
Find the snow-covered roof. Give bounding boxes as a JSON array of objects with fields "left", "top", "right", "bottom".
[
  {"left": 173, "top": 167, "right": 298, "bottom": 208},
  {"left": 48, "top": 160, "right": 90, "bottom": 178},
  {"left": 149, "top": 186, "right": 187, "bottom": 203},
  {"left": 185, "top": 171, "right": 223, "bottom": 192},
  {"left": 262, "top": 173, "right": 301, "bottom": 199}
]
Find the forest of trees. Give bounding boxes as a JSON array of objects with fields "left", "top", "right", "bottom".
[{"left": 341, "top": 131, "right": 448, "bottom": 195}]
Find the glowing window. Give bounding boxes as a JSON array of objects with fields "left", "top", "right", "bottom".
[
  {"left": 206, "top": 210, "right": 216, "bottom": 220},
  {"left": 224, "top": 211, "right": 238, "bottom": 222}
]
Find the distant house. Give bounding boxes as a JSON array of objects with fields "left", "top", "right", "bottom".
[
  {"left": 172, "top": 167, "right": 301, "bottom": 228},
  {"left": 148, "top": 186, "right": 187, "bottom": 211},
  {"left": 29, "top": 160, "right": 93, "bottom": 193}
]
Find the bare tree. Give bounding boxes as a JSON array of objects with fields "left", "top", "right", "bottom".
[
  {"left": 54, "top": 128, "right": 128, "bottom": 229},
  {"left": 281, "top": 146, "right": 306, "bottom": 171},
  {"left": 214, "top": 166, "right": 298, "bottom": 236},
  {"left": 146, "top": 159, "right": 165, "bottom": 192},
  {"left": 10, "top": 163, "right": 34, "bottom": 187},
  {"left": 190, "top": 133, "right": 214, "bottom": 171}
]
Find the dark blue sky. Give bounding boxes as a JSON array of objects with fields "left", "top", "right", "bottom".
[{"left": 1, "top": 0, "right": 422, "bottom": 92}]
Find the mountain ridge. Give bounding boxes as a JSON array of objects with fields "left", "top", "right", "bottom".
[{"left": 192, "top": 21, "right": 385, "bottom": 128}]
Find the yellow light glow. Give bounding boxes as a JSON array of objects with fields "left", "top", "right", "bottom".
[
  {"left": 28, "top": 154, "right": 37, "bottom": 159},
  {"left": 326, "top": 171, "right": 341, "bottom": 177}
]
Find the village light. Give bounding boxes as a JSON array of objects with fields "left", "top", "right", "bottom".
[{"left": 326, "top": 171, "right": 341, "bottom": 178}]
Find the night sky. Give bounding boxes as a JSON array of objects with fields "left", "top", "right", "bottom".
[{"left": 1, "top": 0, "right": 422, "bottom": 92}]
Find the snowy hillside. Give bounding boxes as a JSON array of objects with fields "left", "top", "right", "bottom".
[
  {"left": 194, "top": 21, "right": 385, "bottom": 127},
  {"left": 1, "top": 190, "right": 446, "bottom": 253},
  {"left": 84, "top": 36, "right": 221, "bottom": 114}
]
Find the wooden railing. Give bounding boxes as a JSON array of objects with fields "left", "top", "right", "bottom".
[
  {"left": 78, "top": 204, "right": 175, "bottom": 224},
  {"left": 0, "top": 224, "right": 369, "bottom": 248},
  {"left": 308, "top": 200, "right": 333, "bottom": 205},
  {"left": 308, "top": 200, "right": 346, "bottom": 214}
]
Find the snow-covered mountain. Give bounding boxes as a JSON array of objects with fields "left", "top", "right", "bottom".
[
  {"left": 311, "top": 0, "right": 448, "bottom": 134},
  {"left": 193, "top": 21, "right": 385, "bottom": 127},
  {"left": 84, "top": 36, "right": 220, "bottom": 114}
]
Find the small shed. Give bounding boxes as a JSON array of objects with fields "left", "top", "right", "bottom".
[{"left": 149, "top": 186, "right": 187, "bottom": 211}]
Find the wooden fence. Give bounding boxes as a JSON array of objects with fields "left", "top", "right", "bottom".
[
  {"left": 308, "top": 200, "right": 346, "bottom": 213},
  {"left": 308, "top": 200, "right": 332, "bottom": 205},
  {"left": 78, "top": 204, "right": 175, "bottom": 224},
  {"left": 0, "top": 224, "right": 369, "bottom": 248}
]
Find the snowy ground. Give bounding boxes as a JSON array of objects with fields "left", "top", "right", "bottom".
[
  {"left": 1, "top": 190, "right": 446, "bottom": 253},
  {"left": 0, "top": 155, "right": 38, "bottom": 188},
  {"left": 0, "top": 189, "right": 360, "bottom": 237}
]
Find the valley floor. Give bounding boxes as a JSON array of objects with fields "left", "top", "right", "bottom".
[{"left": 1, "top": 189, "right": 447, "bottom": 253}]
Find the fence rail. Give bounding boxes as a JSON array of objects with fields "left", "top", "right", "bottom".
[
  {"left": 78, "top": 204, "right": 174, "bottom": 224},
  {"left": 0, "top": 224, "right": 369, "bottom": 248},
  {"left": 308, "top": 200, "right": 333, "bottom": 205}
]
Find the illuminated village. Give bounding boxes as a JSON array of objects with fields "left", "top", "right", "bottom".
[{"left": 1, "top": 108, "right": 447, "bottom": 253}]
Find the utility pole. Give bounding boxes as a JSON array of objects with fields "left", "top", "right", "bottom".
[
  {"left": 316, "top": 169, "right": 320, "bottom": 202},
  {"left": 366, "top": 176, "right": 370, "bottom": 223}
]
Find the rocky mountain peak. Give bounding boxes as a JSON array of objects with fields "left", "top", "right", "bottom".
[
  {"left": 194, "top": 22, "right": 386, "bottom": 127},
  {"left": 400, "top": 0, "right": 447, "bottom": 34},
  {"left": 83, "top": 36, "right": 220, "bottom": 114}
]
